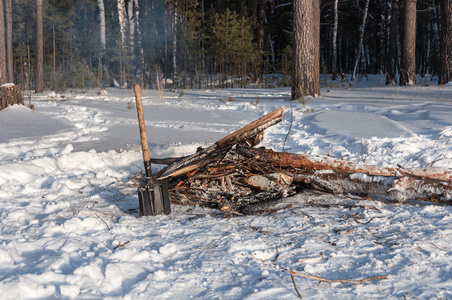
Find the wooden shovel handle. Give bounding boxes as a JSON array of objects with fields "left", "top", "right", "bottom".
[{"left": 134, "top": 85, "right": 150, "bottom": 162}]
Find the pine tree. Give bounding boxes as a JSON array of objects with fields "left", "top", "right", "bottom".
[
  {"left": 400, "top": 0, "right": 416, "bottom": 85},
  {"left": 5, "top": 0, "right": 13, "bottom": 83},
  {"left": 172, "top": 0, "right": 203, "bottom": 87},
  {"left": 36, "top": 0, "right": 44, "bottom": 93},
  {"left": 0, "top": 0, "right": 7, "bottom": 84},
  {"left": 292, "top": 0, "right": 320, "bottom": 99},
  {"left": 205, "top": 8, "right": 258, "bottom": 87},
  {"left": 439, "top": 0, "right": 452, "bottom": 84},
  {"left": 351, "top": 0, "right": 370, "bottom": 81},
  {"left": 386, "top": 0, "right": 399, "bottom": 85}
]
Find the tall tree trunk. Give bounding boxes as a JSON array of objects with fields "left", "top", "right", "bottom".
[
  {"left": 117, "top": 0, "right": 127, "bottom": 50},
  {"left": 201, "top": 0, "right": 206, "bottom": 74},
  {"left": 386, "top": 0, "right": 399, "bottom": 84},
  {"left": 5, "top": 0, "right": 13, "bottom": 83},
  {"left": 400, "top": 0, "right": 416, "bottom": 85},
  {"left": 35, "top": 0, "right": 44, "bottom": 93},
  {"left": 434, "top": 0, "right": 441, "bottom": 77},
  {"left": 134, "top": 0, "right": 145, "bottom": 85},
  {"left": 352, "top": 0, "right": 370, "bottom": 81},
  {"left": 332, "top": 0, "right": 339, "bottom": 80},
  {"left": 0, "top": 0, "right": 6, "bottom": 85},
  {"left": 117, "top": 0, "right": 127, "bottom": 87},
  {"left": 257, "top": 0, "right": 266, "bottom": 82},
  {"left": 439, "top": 0, "right": 452, "bottom": 84},
  {"left": 291, "top": 0, "right": 320, "bottom": 100},
  {"left": 128, "top": 0, "right": 135, "bottom": 61},
  {"left": 173, "top": 1, "right": 178, "bottom": 80},
  {"left": 98, "top": 0, "right": 115, "bottom": 87}
]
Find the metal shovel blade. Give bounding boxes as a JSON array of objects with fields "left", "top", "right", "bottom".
[{"left": 138, "top": 182, "right": 171, "bottom": 217}]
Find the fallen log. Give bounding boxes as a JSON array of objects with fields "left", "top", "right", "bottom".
[
  {"left": 150, "top": 107, "right": 452, "bottom": 215},
  {"left": 292, "top": 172, "right": 452, "bottom": 204},
  {"left": 236, "top": 147, "right": 452, "bottom": 181}
]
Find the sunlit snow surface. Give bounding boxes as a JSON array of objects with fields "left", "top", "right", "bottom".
[{"left": 0, "top": 75, "right": 451, "bottom": 299}]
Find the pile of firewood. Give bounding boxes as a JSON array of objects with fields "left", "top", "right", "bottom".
[
  {"left": 151, "top": 107, "right": 452, "bottom": 216},
  {"left": 0, "top": 84, "right": 23, "bottom": 111}
]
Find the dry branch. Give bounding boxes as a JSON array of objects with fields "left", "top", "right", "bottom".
[
  {"left": 290, "top": 273, "right": 303, "bottom": 299},
  {"left": 289, "top": 271, "right": 387, "bottom": 284}
]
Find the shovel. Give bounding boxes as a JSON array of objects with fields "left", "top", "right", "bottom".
[{"left": 134, "top": 84, "right": 171, "bottom": 216}]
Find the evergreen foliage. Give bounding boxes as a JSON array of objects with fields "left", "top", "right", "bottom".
[
  {"left": 205, "top": 8, "right": 259, "bottom": 87},
  {"left": 3, "top": 0, "right": 450, "bottom": 91}
]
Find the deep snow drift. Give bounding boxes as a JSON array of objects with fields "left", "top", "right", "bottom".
[{"left": 0, "top": 75, "right": 451, "bottom": 299}]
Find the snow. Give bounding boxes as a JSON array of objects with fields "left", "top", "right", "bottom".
[
  {"left": 0, "top": 83, "right": 15, "bottom": 88},
  {"left": 0, "top": 75, "right": 451, "bottom": 299}
]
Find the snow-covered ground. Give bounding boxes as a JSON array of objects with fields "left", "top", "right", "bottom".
[{"left": 1, "top": 75, "right": 451, "bottom": 299}]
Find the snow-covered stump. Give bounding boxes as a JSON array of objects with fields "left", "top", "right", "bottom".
[{"left": 0, "top": 83, "right": 23, "bottom": 110}]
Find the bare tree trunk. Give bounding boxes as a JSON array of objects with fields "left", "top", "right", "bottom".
[
  {"left": 97, "top": 0, "right": 116, "bottom": 87},
  {"left": 257, "top": 0, "right": 266, "bottom": 82},
  {"left": 268, "top": 33, "right": 276, "bottom": 73},
  {"left": 98, "top": 0, "right": 107, "bottom": 83},
  {"left": 439, "top": 0, "right": 452, "bottom": 84},
  {"left": 291, "top": 0, "right": 320, "bottom": 100},
  {"left": 5, "top": 0, "right": 13, "bottom": 83},
  {"left": 400, "top": 0, "right": 417, "bottom": 85},
  {"left": 0, "top": 0, "right": 7, "bottom": 85},
  {"left": 52, "top": 24, "right": 55, "bottom": 88},
  {"left": 117, "top": 0, "right": 127, "bottom": 87},
  {"left": 35, "top": 0, "right": 44, "bottom": 93},
  {"left": 386, "top": 0, "right": 399, "bottom": 84},
  {"left": 173, "top": 1, "right": 178, "bottom": 81},
  {"left": 128, "top": 0, "right": 135, "bottom": 61},
  {"left": 134, "top": 0, "right": 145, "bottom": 85},
  {"left": 352, "top": 0, "right": 370, "bottom": 81},
  {"left": 332, "top": 0, "right": 339, "bottom": 80},
  {"left": 117, "top": 0, "right": 127, "bottom": 50}
]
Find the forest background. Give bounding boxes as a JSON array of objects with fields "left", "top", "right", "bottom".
[{"left": 0, "top": 0, "right": 450, "bottom": 94}]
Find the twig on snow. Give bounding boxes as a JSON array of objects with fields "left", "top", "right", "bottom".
[
  {"left": 290, "top": 273, "right": 303, "bottom": 299},
  {"left": 289, "top": 271, "right": 387, "bottom": 284},
  {"left": 95, "top": 213, "right": 110, "bottom": 230},
  {"left": 353, "top": 215, "right": 373, "bottom": 225},
  {"left": 114, "top": 241, "right": 130, "bottom": 250}
]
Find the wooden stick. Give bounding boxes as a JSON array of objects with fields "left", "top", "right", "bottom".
[
  {"left": 134, "top": 84, "right": 150, "bottom": 163},
  {"left": 290, "top": 273, "right": 303, "bottom": 299},
  {"left": 216, "top": 106, "right": 285, "bottom": 147},
  {"left": 95, "top": 213, "right": 110, "bottom": 230},
  {"left": 289, "top": 271, "right": 387, "bottom": 284},
  {"left": 149, "top": 156, "right": 186, "bottom": 165},
  {"left": 113, "top": 241, "right": 130, "bottom": 250}
]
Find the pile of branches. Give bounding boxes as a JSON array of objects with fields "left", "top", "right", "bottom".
[{"left": 151, "top": 107, "right": 452, "bottom": 216}]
